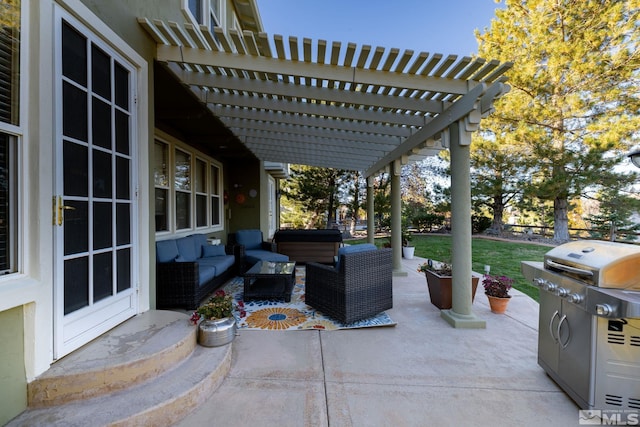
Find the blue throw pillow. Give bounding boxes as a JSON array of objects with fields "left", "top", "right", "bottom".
[{"left": 202, "top": 244, "right": 226, "bottom": 257}]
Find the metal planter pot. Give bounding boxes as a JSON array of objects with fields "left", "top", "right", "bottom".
[{"left": 197, "top": 317, "right": 237, "bottom": 347}]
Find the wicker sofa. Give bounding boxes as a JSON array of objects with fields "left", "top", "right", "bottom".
[
  {"left": 305, "top": 244, "right": 393, "bottom": 323},
  {"left": 273, "top": 229, "right": 343, "bottom": 264},
  {"left": 155, "top": 234, "right": 237, "bottom": 310}
]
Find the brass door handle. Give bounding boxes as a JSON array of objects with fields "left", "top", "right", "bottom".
[{"left": 56, "top": 196, "right": 76, "bottom": 226}]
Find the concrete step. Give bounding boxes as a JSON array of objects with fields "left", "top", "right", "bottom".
[
  {"left": 28, "top": 310, "right": 197, "bottom": 407},
  {"left": 7, "top": 310, "right": 233, "bottom": 426}
]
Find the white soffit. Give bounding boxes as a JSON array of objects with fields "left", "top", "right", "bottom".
[{"left": 138, "top": 18, "right": 512, "bottom": 176}]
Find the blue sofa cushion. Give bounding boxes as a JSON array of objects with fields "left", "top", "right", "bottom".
[
  {"left": 202, "top": 244, "right": 226, "bottom": 257},
  {"left": 191, "top": 234, "right": 208, "bottom": 257},
  {"left": 245, "top": 249, "right": 289, "bottom": 266},
  {"left": 156, "top": 239, "right": 179, "bottom": 263},
  {"left": 176, "top": 235, "right": 199, "bottom": 262},
  {"left": 194, "top": 259, "right": 217, "bottom": 285},
  {"left": 235, "top": 229, "right": 263, "bottom": 250},
  {"left": 336, "top": 243, "right": 378, "bottom": 270},
  {"left": 198, "top": 255, "right": 236, "bottom": 278}
]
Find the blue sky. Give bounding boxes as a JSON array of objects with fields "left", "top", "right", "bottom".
[{"left": 256, "top": 0, "right": 504, "bottom": 57}]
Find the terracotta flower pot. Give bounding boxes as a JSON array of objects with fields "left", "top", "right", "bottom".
[
  {"left": 424, "top": 270, "right": 479, "bottom": 310},
  {"left": 486, "top": 294, "right": 510, "bottom": 314}
]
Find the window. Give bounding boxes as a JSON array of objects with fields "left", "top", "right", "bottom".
[
  {"left": 154, "top": 140, "right": 169, "bottom": 232},
  {"left": 154, "top": 134, "right": 224, "bottom": 234},
  {"left": 195, "top": 158, "right": 207, "bottom": 227},
  {"left": 174, "top": 148, "right": 191, "bottom": 230},
  {"left": 211, "top": 165, "right": 221, "bottom": 227},
  {"left": 0, "top": 0, "right": 20, "bottom": 126},
  {"left": 0, "top": 0, "right": 20, "bottom": 274},
  {"left": 183, "top": 0, "right": 223, "bottom": 32}
]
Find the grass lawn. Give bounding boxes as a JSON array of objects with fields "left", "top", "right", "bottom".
[{"left": 349, "top": 234, "right": 550, "bottom": 302}]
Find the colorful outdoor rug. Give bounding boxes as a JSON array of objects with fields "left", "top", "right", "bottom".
[{"left": 222, "top": 268, "right": 396, "bottom": 331}]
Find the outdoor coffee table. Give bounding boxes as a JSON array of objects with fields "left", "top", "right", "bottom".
[{"left": 243, "top": 261, "right": 296, "bottom": 302}]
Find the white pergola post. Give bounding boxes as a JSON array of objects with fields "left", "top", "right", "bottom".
[
  {"left": 366, "top": 176, "right": 375, "bottom": 244},
  {"left": 390, "top": 160, "right": 406, "bottom": 276},
  {"left": 440, "top": 120, "right": 486, "bottom": 328}
]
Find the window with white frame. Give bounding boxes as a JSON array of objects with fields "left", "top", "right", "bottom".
[
  {"left": 174, "top": 148, "right": 191, "bottom": 230},
  {"left": 0, "top": 0, "right": 21, "bottom": 274},
  {"left": 154, "top": 136, "right": 224, "bottom": 234},
  {"left": 153, "top": 140, "right": 169, "bottom": 232},
  {"left": 184, "top": 0, "right": 223, "bottom": 29}
]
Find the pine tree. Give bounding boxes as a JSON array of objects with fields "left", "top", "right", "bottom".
[{"left": 476, "top": 0, "right": 640, "bottom": 242}]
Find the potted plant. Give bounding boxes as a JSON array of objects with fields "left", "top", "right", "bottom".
[
  {"left": 191, "top": 290, "right": 239, "bottom": 347},
  {"left": 483, "top": 274, "right": 513, "bottom": 314},
  {"left": 402, "top": 231, "right": 415, "bottom": 259},
  {"left": 418, "top": 259, "right": 479, "bottom": 309}
]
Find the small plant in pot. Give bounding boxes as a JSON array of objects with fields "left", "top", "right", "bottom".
[
  {"left": 483, "top": 274, "right": 513, "bottom": 314},
  {"left": 191, "top": 290, "right": 243, "bottom": 347}
]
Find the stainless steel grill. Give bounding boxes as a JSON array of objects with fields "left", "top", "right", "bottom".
[{"left": 522, "top": 240, "right": 640, "bottom": 410}]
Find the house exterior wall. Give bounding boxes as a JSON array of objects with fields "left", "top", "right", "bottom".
[{"left": 1, "top": 0, "right": 276, "bottom": 422}]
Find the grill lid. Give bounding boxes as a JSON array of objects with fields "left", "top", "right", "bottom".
[{"left": 544, "top": 240, "right": 640, "bottom": 289}]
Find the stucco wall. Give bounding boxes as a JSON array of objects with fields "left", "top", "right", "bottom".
[{"left": 0, "top": 306, "right": 26, "bottom": 424}]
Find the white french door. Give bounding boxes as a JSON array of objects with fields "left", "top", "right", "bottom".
[{"left": 53, "top": 9, "right": 138, "bottom": 358}]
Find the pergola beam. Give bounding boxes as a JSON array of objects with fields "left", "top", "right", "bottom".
[{"left": 157, "top": 44, "right": 471, "bottom": 95}]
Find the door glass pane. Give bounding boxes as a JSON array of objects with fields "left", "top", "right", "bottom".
[
  {"left": 114, "top": 62, "right": 129, "bottom": 111},
  {"left": 92, "top": 97, "right": 111, "bottom": 149},
  {"left": 62, "top": 21, "right": 87, "bottom": 85},
  {"left": 63, "top": 141, "right": 88, "bottom": 197},
  {"left": 93, "top": 252, "right": 113, "bottom": 302},
  {"left": 116, "top": 203, "right": 130, "bottom": 245},
  {"left": 115, "top": 110, "right": 129, "bottom": 155},
  {"left": 63, "top": 200, "right": 88, "bottom": 255},
  {"left": 64, "top": 257, "right": 88, "bottom": 314},
  {"left": 116, "top": 156, "right": 129, "bottom": 199},
  {"left": 116, "top": 248, "right": 131, "bottom": 292},
  {"left": 63, "top": 82, "right": 88, "bottom": 141},
  {"left": 92, "top": 149, "right": 112, "bottom": 198},
  {"left": 155, "top": 188, "right": 168, "bottom": 232},
  {"left": 93, "top": 202, "right": 112, "bottom": 249},
  {"left": 91, "top": 44, "right": 111, "bottom": 100},
  {"left": 196, "top": 194, "right": 206, "bottom": 227}
]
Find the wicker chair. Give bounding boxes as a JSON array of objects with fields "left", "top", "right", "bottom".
[{"left": 305, "top": 245, "right": 393, "bottom": 323}]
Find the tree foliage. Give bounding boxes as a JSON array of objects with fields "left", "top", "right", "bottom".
[
  {"left": 281, "top": 165, "right": 347, "bottom": 228},
  {"left": 476, "top": 0, "right": 640, "bottom": 242}
]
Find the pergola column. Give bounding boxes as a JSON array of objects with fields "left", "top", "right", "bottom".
[
  {"left": 390, "top": 160, "right": 406, "bottom": 276},
  {"left": 366, "top": 176, "right": 375, "bottom": 244},
  {"left": 440, "top": 120, "right": 485, "bottom": 328}
]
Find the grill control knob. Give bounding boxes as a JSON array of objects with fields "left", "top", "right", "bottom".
[
  {"left": 556, "top": 287, "right": 569, "bottom": 297},
  {"left": 545, "top": 282, "right": 558, "bottom": 292},
  {"left": 567, "top": 293, "right": 583, "bottom": 304},
  {"left": 534, "top": 278, "right": 547, "bottom": 287},
  {"left": 595, "top": 304, "right": 613, "bottom": 317}
]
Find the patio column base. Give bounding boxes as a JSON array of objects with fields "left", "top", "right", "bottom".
[{"left": 440, "top": 309, "right": 486, "bottom": 329}]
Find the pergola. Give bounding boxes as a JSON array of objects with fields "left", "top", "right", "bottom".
[{"left": 139, "top": 18, "right": 513, "bottom": 328}]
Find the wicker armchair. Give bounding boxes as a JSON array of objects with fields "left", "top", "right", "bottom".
[
  {"left": 228, "top": 229, "right": 288, "bottom": 273},
  {"left": 305, "top": 245, "right": 393, "bottom": 323}
]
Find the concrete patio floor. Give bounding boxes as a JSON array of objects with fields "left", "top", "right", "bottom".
[{"left": 177, "top": 256, "right": 581, "bottom": 427}]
